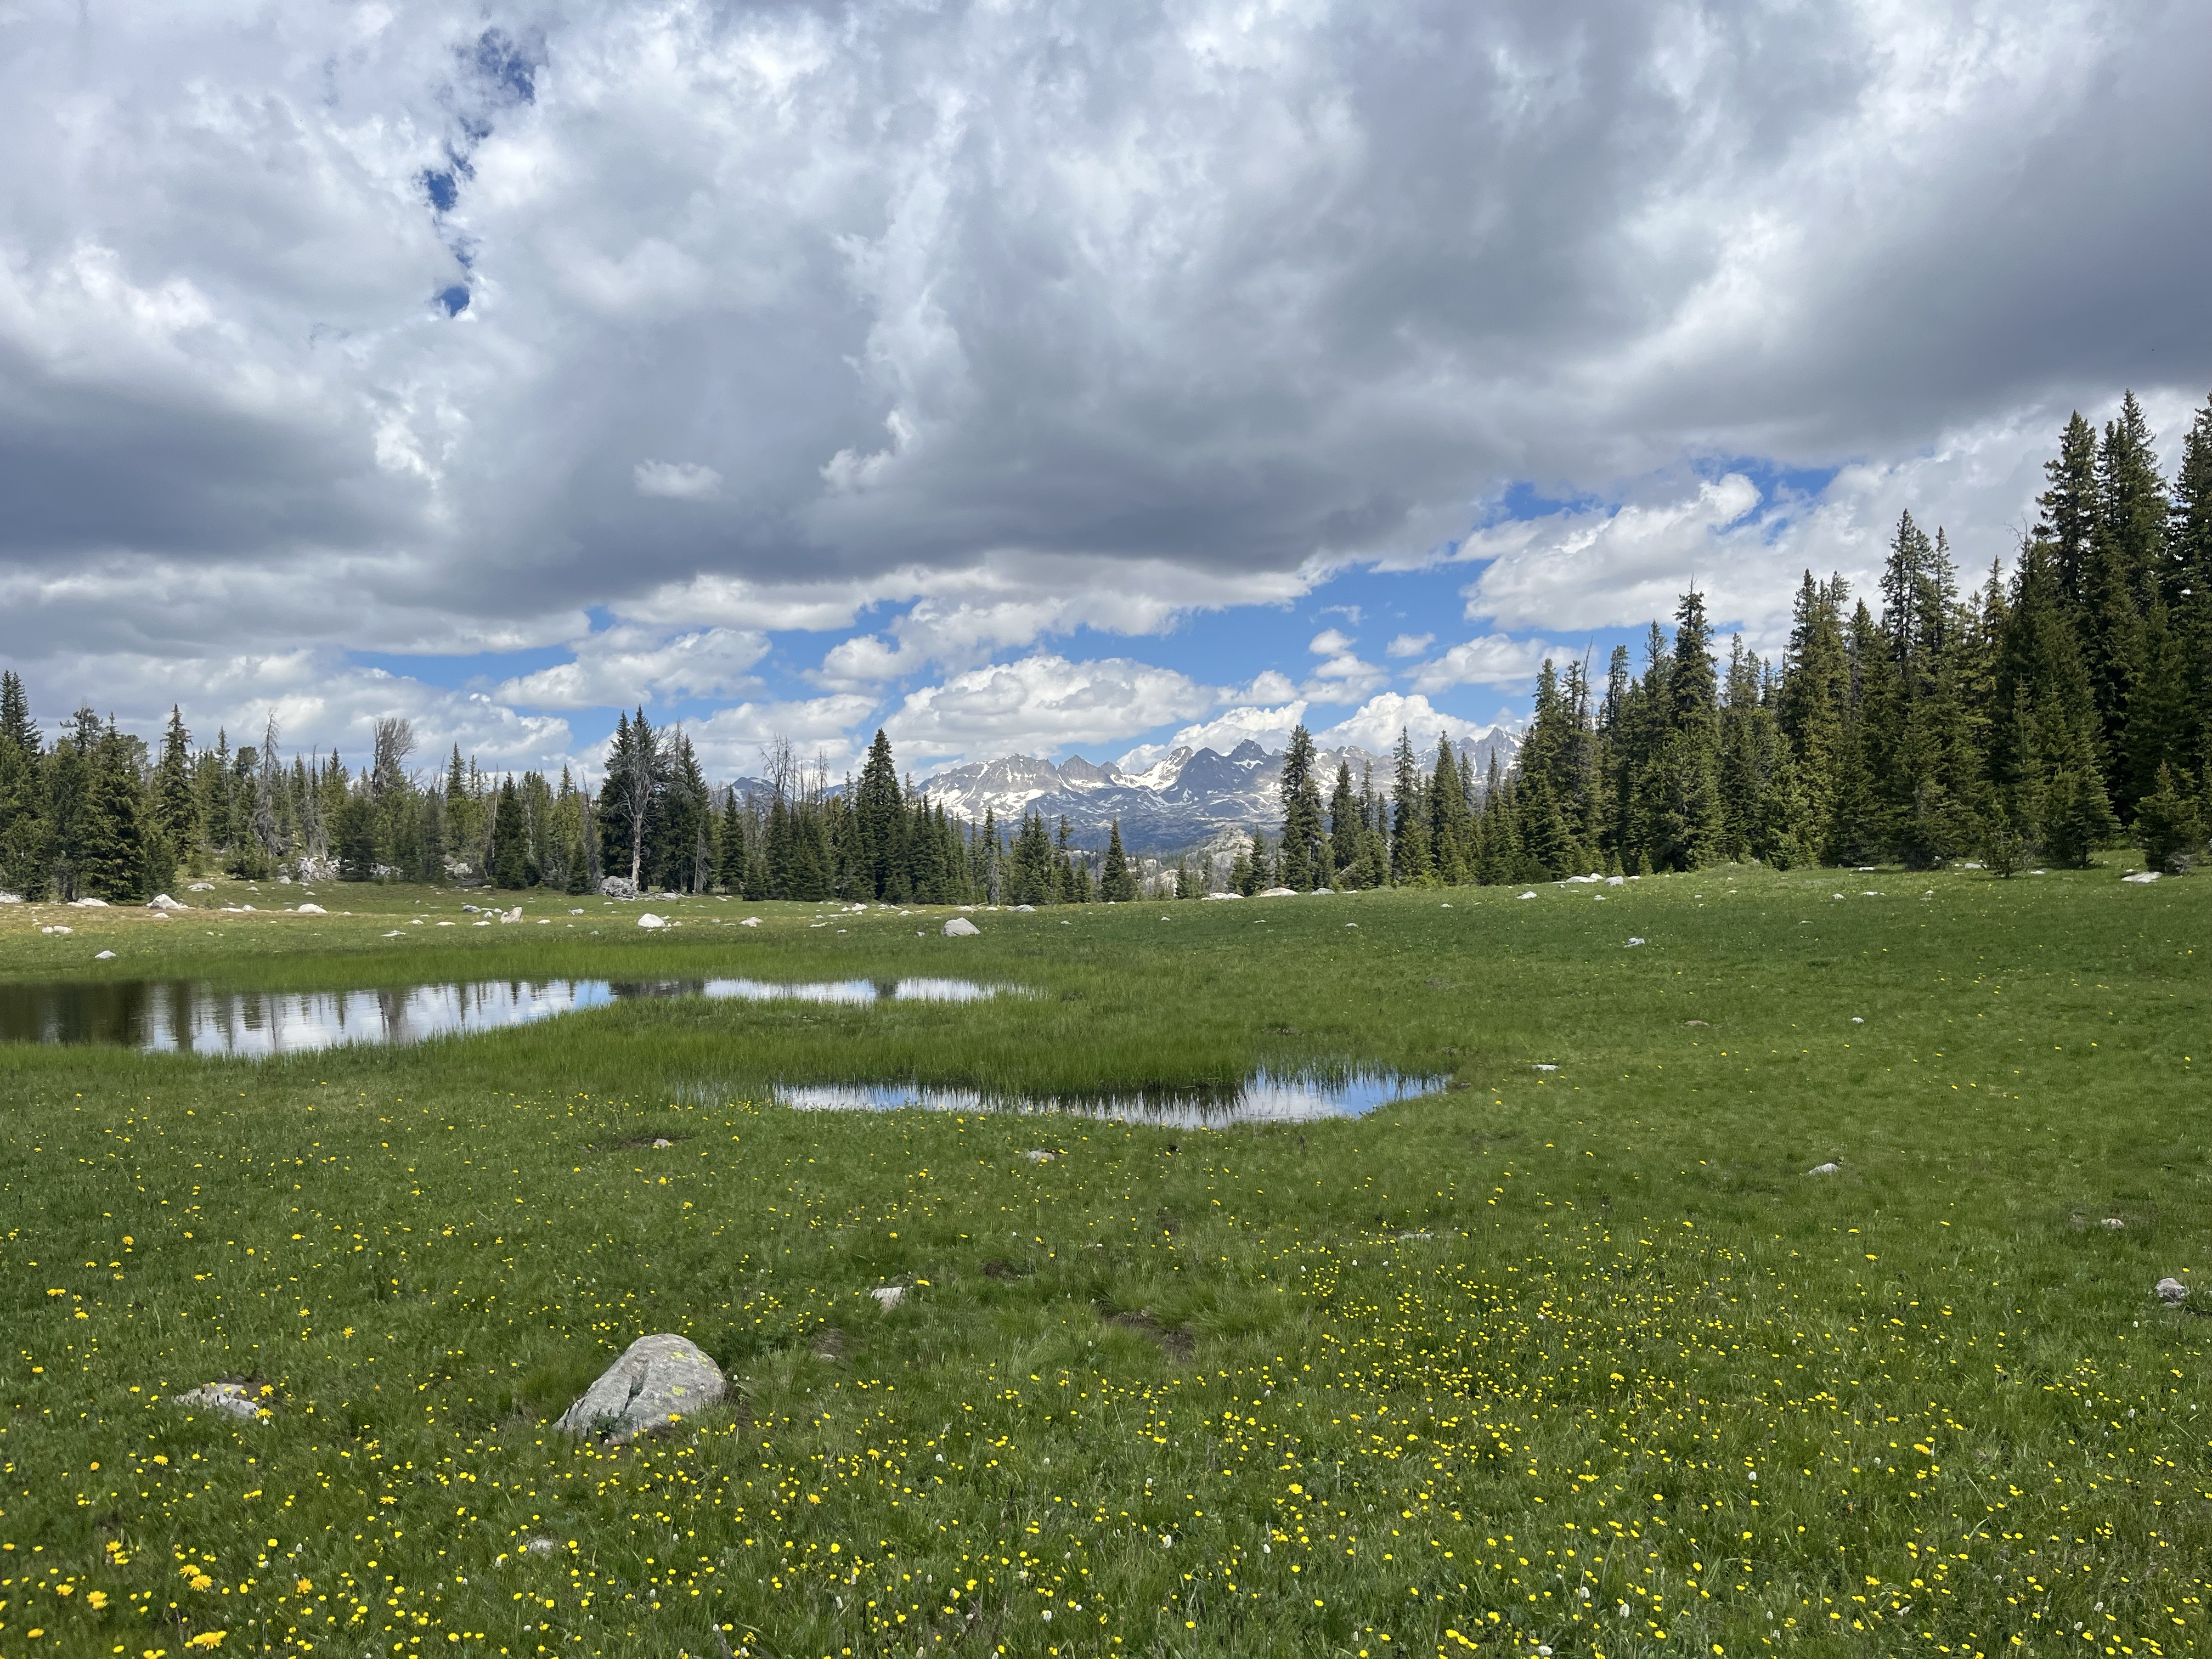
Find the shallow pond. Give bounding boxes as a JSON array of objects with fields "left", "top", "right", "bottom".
[
  {"left": 777, "top": 1070, "right": 1445, "bottom": 1127},
  {"left": 0, "top": 975, "right": 1021, "bottom": 1056}
]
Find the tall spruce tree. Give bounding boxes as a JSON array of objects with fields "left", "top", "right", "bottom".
[
  {"left": 1389, "top": 729, "right": 1430, "bottom": 884},
  {"left": 1276, "top": 724, "right": 1327, "bottom": 889},
  {"left": 0, "top": 672, "right": 43, "bottom": 896},
  {"left": 1101, "top": 820, "right": 1137, "bottom": 901}
]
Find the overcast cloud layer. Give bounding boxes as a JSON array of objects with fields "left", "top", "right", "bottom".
[{"left": 2, "top": 0, "right": 2207, "bottom": 780}]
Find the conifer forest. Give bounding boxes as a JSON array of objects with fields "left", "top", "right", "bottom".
[{"left": 3, "top": 392, "right": 2209, "bottom": 905}]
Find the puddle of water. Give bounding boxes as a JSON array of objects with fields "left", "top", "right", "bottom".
[
  {"left": 777, "top": 1069, "right": 1444, "bottom": 1128},
  {"left": 0, "top": 976, "right": 1022, "bottom": 1056}
]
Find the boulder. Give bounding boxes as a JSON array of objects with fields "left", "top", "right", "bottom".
[
  {"left": 599, "top": 876, "right": 639, "bottom": 899},
  {"left": 942, "top": 917, "right": 981, "bottom": 936},
  {"left": 1201, "top": 891, "right": 1242, "bottom": 901},
  {"left": 1012, "top": 904, "right": 1037, "bottom": 912},
  {"left": 556, "top": 1334, "right": 726, "bottom": 1444},
  {"left": 149, "top": 893, "right": 188, "bottom": 910},
  {"left": 1255, "top": 885, "right": 1297, "bottom": 898},
  {"left": 871, "top": 1286, "right": 907, "bottom": 1311},
  {"left": 2121, "top": 871, "right": 2162, "bottom": 884},
  {"left": 0, "top": 891, "right": 21, "bottom": 904},
  {"left": 500, "top": 907, "right": 523, "bottom": 923},
  {"left": 637, "top": 913, "right": 667, "bottom": 929},
  {"left": 70, "top": 896, "right": 110, "bottom": 908},
  {"left": 296, "top": 903, "right": 326, "bottom": 915},
  {"left": 94, "top": 949, "right": 116, "bottom": 960},
  {"left": 740, "top": 916, "right": 761, "bottom": 927},
  {"left": 1517, "top": 890, "right": 1537, "bottom": 899},
  {"left": 188, "top": 881, "right": 214, "bottom": 891},
  {"left": 1807, "top": 1161, "right": 1841, "bottom": 1176},
  {"left": 40, "top": 924, "right": 72, "bottom": 935},
  {"left": 173, "top": 1381, "right": 272, "bottom": 1422},
  {"left": 2156, "top": 1277, "right": 2190, "bottom": 1304}
]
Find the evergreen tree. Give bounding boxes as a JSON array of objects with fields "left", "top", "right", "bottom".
[
  {"left": 76, "top": 719, "right": 148, "bottom": 901},
  {"left": 1276, "top": 724, "right": 1327, "bottom": 889},
  {"left": 1006, "top": 811, "right": 1054, "bottom": 905},
  {"left": 596, "top": 710, "right": 663, "bottom": 889},
  {"left": 153, "top": 706, "right": 196, "bottom": 868},
  {"left": 0, "top": 672, "right": 43, "bottom": 896},
  {"left": 2038, "top": 411, "right": 2098, "bottom": 607},
  {"left": 853, "top": 730, "right": 906, "bottom": 900},
  {"left": 716, "top": 789, "right": 749, "bottom": 895},
  {"left": 1101, "top": 820, "right": 1138, "bottom": 901},
  {"left": 489, "top": 776, "right": 529, "bottom": 888},
  {"left": 1389, "top": 730, "right": 1431, "bottom": 884},
  {"left": 1326, "top": 762, "right": 1358, "bottom": 887},
  {"left": 1647, "top": 590, "right": 1725, "bottom": 871},
  {"left": 336, "top": 789, "right": 378, "bottom": 882},
  {"left": 2134, "top": 763, "right": 2205, "bottom": 875}
]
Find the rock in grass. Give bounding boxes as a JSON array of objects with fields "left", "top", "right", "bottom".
[
  {"left": 296, "top": 903, "right": 326, "bottom": 915},
  {"left": 148, "top": 893, "right": 187, "bottom": 910},
  {"left": 94, "top": 949, "right": 116, "bottom": 960},
  {"left": 2156, "top": 1277, "right": 2189, "bottom": 1304},
  {"left": 1807, "top": 1161, "right": 1841, "bottom": 1176},
  {"left": 942, "top": 916, "right": 981, "bottom": 936},
  {"left": 2121, "top": 871, "right": 2162, "bottom": 884},
  {"left": 637, "top": 913, "right": 667, "bottom": 929},
  {"left": 70, "top": 896, "right": 110, "bottom": 907},
  {"left": 599, "top": 876, "right": 639, "bottom": 899},
  {"left": 522, "top": 1538, "right": 561, "bottom": 1557},
  {"left": 1255, "top": 885, "right": 1297, "bottom": 898},
  {"left": 173, "top": 1381, "right": 272, "bottom": 1422},
  {"left": 871, "top": 1286, "right": 908, "bottom": 1311},
  {"left": 40, "top": 924, "right": 72, "bottom": 935},
  {"left": 740, "top": 916, "right": 761, "bottom": 927},
  {"left": 557, "top": 1334, "right": 726, "bottom": 1445}
]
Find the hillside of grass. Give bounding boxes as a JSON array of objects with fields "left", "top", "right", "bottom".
[{"left": 1, "top": 865, "right": 2207, "bottom": 1658}]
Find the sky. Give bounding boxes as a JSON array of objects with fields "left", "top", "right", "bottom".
[{"left": 2, "top": 0, "right": 2208, "bottom": 787}]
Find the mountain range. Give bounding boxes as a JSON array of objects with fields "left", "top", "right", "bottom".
[{"left": 917, "top": 729, "right": 1521, "bottom": 855}]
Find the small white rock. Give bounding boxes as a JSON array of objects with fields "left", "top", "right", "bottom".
[
  {"left": 1025, "top": 1149, "right": 1058, "bottom": 1162},
  {"left": 2102, "top": 1217, "right": 2126, "bottom": 1229},
  {"left": 637, "top": 913, "right": 667, "bottom": 929},
  {"left": 2121, "top": 871, "right": 2161, "bottom": 884},
  {"left": 740, "top": 916, "right": 761, "bottom": 927},
  {"left": 1626, "top": 936, "right": 1645, "bottom": 946},
  {"left": 1517, "top": 890, "right": 1537, "bottom": 899},
  {"left": 173, "top": 1381, "right": 271, "bottom": 1421},
  {"left": 93, "top": 949, "right": 116, "bottom": 960},
  {"left": 871, "top": 1286, "right": 907, "bottom": 1311},
  {"left": 296, "top": 903, "right": 326, "bottom": 915},
  {"left": 70, "top": 896, "right": 110, "bottom": 908},
  {"left": 2155, "top": 1277, "right": 2188, "bottom": 1304},
  {"left": 1807, "top": 1162, "right": 1841, "bottom": 1176},
  {"left": 942, "top": 916, "right": 981, "bottom": 936},
  {"left": 41, "top": 924, "right": 73, "bottom": 935}
]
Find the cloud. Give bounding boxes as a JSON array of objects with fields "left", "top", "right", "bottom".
[
  {"left": 678, "top": 695, "right": 881, "bottom": 780},
  {"left": 633, "top": 460, "right": 724, "bottom": 501},
  {"left": 884, "top": 653, "right": 1213, "bottom": 763},
  {"left": 1409, "top": 634, "right": 1559, "bottom": 695},
  {"left": 1385, "top": 633, "right": 1433, "bottom": 658},
  {"left": 1308, "top": 628, "right": 1356, "bottom": 656},
  {"left": 495, "top": 627, "right": 769, "bottom": 710},
  {"left": 1317, "top": 692, "right": 1496, "bottom": 756}
]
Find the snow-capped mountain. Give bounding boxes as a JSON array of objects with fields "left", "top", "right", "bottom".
[{"left": 920, "top": 729, "right": 1521, "bottom": 854}]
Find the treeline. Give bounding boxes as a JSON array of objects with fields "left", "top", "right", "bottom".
[{"left": 1257, "top": 390, "right": 2212, "bottom": 888}]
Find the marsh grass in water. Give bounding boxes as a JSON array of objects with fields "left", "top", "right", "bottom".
[{"left": 2, "top": 867, "right": 2208, "bottom": 1657}]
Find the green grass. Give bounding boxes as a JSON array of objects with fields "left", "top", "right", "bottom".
[{"left": 2, "top": 866, "right": 2208, "bottom": 1659}]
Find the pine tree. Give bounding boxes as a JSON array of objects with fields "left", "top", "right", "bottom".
[
  {"left": 596, "top": 710, "right": 663, "bottom": 890},
  {"left": 2134, "top": 763, "right": 2205, "bottom": 875},
  {"left": 77, "top": 719, "right": 148, "bottom": 901},
  {"left": 1326, "top": 763, "right": 1359, "bottom": 887},
  {"left": 853, "top": 730, "right": 905, "bottom": 900},
  {"left": 0, "top": 671, "right": 43, "bottom": 896},
  {"left": 151, "top": 706, "right": 196, "bottom": 868},
  {"left": 1101, "top": 820, "right": 1137, "bottom": 901},
  {"left": 489, "top": 777, "right": 529, "bottom": 888},
  {"left": 1389, "top": 730, "right": 1431, "bottom": 884},
  {"left": 1646, "top": 590, "right": 1726, "bottom": 871},
  {"left": 337, "top": 789, "right": 378, "bottom": 882},
  {"left": 2039, "top": 411, "right": 2098, "bottom": 608}
]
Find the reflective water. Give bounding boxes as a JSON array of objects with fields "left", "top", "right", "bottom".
[
  {"left": 0, "top": 976, "right": 1020, "bottom": 1057},
  {"left": 778, "top": 1069, "right": 1444, "bottom": 1128}
]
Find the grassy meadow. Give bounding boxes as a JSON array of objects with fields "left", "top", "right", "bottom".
[{"left": 1, "top": 865, "right": 2208, "bottom": 1659}]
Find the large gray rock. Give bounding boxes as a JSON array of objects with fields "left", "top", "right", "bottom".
[
  {"left": 941, "top": 916, "right": 980, "bottom": 936},
  {"left": 557, "top": 1334, "right": 726, "bottom": 1444}
]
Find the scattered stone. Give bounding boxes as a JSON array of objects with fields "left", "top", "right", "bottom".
[
  {"left": 1807, "top": 1162, "right": 1842, "bottom": 1176},
  {"left": 93, "top": 949, "right": 116, "bottom": 960},
  {"left": 1013, "top": 903, "right": 1037, "bottom": 912},
  {"left": 599, "top": 876, "right": 640, "bottom": 898},
  {"left": 501, "top": 907, "right": 523, "bottom": 923},
  {"left": 1685, "top": 1019, "right": 1710, "bottom": 1027},
  {"left": 148, "top": 893, "right": 187, "bottom": 910},
  {"left": 1532, "top": 1063, "right": 1558, "bottom": 1072},
  {"left": 1850, "top": 1016, "right": 1865, "bottom": 1023},
  {"left": 651, "top": 1138, "right": 674, "bottom": 1149},
  {"left": 556, "top": 1334, "right": 727, "bottom": 1445},
  {"left": 382, "top": 929, "right": 402, "bottom": 937},
  {"left": 70, "top": 896, "right": 110, "bottom": 908},
  {"left": 522, "top": 1538, "right": 561, "bottom": 1557},
  {"left": 1605, "top": 875, "right": 1625, "bottom": 887},
  {"left": 871, "top": 1286, "right": 907, "bottom": 1311},
  {"left": 2121, "top": 871, "right": 2162, "bottom": 884},
  {"left": 296, "top": 903, "right": 326, "bottom": 915},
  {"left": 1517, "top": 890, "right": 1537, "bottom": 899},
  {"left": 173, "top": 1381, "right": 272, "bottom": 1422},
  {"left": 1625, "top": 936, "right": 1645, "bottom": 946},
  {"left": 942, "top": 916, "right": 981, "bottom": 936},
  {"left": 637, "top": 913, "right": 667, "bottom": 929},
  {"left": 1201, "top": 892, "right": 1241, "bottom": 902},
  {"left": 2102, "top": 1217, "right": 2126, "bottom": 1229},
  {"left": 1312, "top": 887, "right": 1335, "bottom": 895},
  {"left": 2155, "top": 1277, "right": 2189, "bottom": 1304},
  {"left": 40, "top": 924, "right": 72, "bottom": 935},
  {"left": 740, "top": 916, "right": 761, "bottom": 927},
  {"left": 188, "top": 881, "right": 213, "bottom": 891},
  {"left": 149, "top": 910, "right": 168, "bottom": 920},
  {"left": 0, "top": 891, "right": 20, "bottom": 904},
  {"left": 1344, "top": 922, "right": 1358, "bottom": 928},
  {"left": 1025, "top": 1149, "right": 1059, "bottom": 1162},
  {"left": 1255, "top": 885, "right": 1297, "bottom": 898}
]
